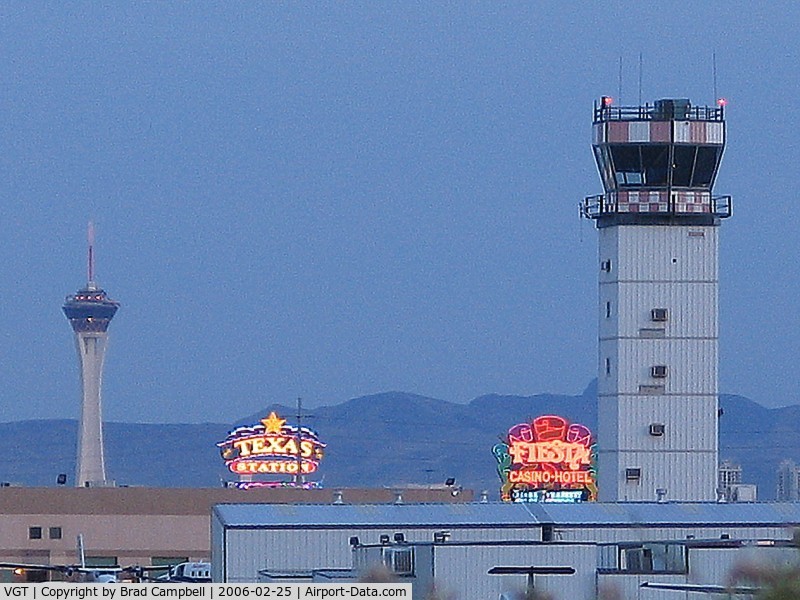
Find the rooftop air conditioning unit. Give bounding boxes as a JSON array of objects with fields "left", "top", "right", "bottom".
[
  {"left": 625, "top": 468, "right": 642, "bottom": 482},
  {"left": 651, "top": 365, "right": 668, "bottom": 378},
  {"left": 651, "top": 308, "right": 668, "bottom": 322},
  {"left": 649, "top": 423, "right": 665, "bottom": 436},
  {"left": 654, "top": 98, "right": 691, "bottom": 120}
]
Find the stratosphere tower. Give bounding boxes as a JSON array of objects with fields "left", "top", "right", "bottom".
[{"left": 62, "top": 223, "right": 119, "bottom": 487}]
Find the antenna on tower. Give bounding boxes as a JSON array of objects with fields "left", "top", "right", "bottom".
[
  {"left": 712, "top": 51, "right": 718, "bottom": 103},
  {"left": 638, "top": 52, "right": 643, "bottom": 106},
  {"left": 87, "top": 221, "right": 95, "bottom": 286},
  {"left": 618, "top": 56, "right": 623, "bottom": 104}
]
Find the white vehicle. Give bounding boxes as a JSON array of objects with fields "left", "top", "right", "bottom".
[{"left": 152, "top": 562, "right": 212, "bottom": 583}]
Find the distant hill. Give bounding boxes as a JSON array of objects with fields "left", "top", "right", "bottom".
[{"left": 0, "top": 385, "right": 796, "bottom": 499}]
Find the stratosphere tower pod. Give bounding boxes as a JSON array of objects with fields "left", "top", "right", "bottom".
[{"left": 582, "top": 97, "right": 731, "bottom": 502}]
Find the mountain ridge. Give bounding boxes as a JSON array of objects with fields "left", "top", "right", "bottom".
[{"left": 0, "top": 387, "right": 796, "bottom": 499}]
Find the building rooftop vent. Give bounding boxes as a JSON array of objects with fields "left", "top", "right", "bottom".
[{"left": 653, "top": 98, "right": 691, "bottom": 120}]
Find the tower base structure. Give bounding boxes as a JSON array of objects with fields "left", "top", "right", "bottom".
[{"left": 596, "top": 224, "right": 719, "bottom": 502}]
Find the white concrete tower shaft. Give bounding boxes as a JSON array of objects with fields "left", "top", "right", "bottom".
[
  {"left": 63, "top": 227, "right": 119, "bottom": 487},
  {"left": 73, "top": 329, "right": 111, "bottom": 485},
  {"left": 582, "top": 98, "right": 731, "bottom": 502}
]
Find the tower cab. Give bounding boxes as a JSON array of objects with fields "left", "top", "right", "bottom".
[{"left": 582, "top": 97, "right": 731, "bottom": 225}]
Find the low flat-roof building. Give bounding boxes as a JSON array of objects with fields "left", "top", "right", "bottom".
[
  {"left": 0, "top": 486, "right": 469, "bottom": 581},
  {"left": 212, "top": 501, "right": 800, "bottom": 597}
]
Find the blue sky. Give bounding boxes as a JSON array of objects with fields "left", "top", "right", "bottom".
[{"left": 1, "top": 3, "right": 798, "bottom": 423}]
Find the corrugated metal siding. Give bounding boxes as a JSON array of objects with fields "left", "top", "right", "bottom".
[
  {"left": 211, "top": 510, "right": 225, "bottom": 583},
  {"left": 597, "top": 544, "right": 798, "bottom": 599},
  {"left": 599, "top": 397, "right": 719, "bottom": 501},
  {"left": 433, "top": 544, "right": 597, "bottom": 600},
  {"left": 597, "top": 227, "right": 620, "bottom": 288},
  {"left": 615, "top": 396, "right": 717, "bottom": 451},
  {"left": 614, "top": 226, "right": 718, "bottom": 282},
  {"left": 222, "top": 524, "right": 540, "bottom": 582},
  {"left": 597, "top": 225, "right": 720, "bottom": 502},
  {"left": 598, "top": 573, "right": 682, "bottom": 600},
  {"left": 616, "top": 451, "right": 717, "bottom": 501},
  {"left": 213, "top": 502, "right": 800, "bottom": 582},
  {"left": 613, "top": 282, "right": 718, "bottom": 339},
  {"left": 616, "top": 339, "right": 718, "bottom": 394},
  {"left": 559, "top": 526, "right": 796, "bottom": 544},
  {"left": 597, "top": 286, "right": 619, "bottom": 341},
  {"left": 597, "top": 340, "right": 619, "bottom": 397},
  {"left": 689, "top": 545, "right": 797, "bottom": 588}
]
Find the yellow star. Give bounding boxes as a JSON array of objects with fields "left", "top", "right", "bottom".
[{"left": 261, "top": 412, "right": 286, "bottom": 434}]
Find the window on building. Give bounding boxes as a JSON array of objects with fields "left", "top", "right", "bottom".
[
  {"left": 381, "top": 547, "right": 414, "bottom": 576},
  {"left": 671, "top": 145, "right": 696, "bottom": 186},
  {"left": 148, "top": 557, "right": 189, "bottom": 577},
  {"left": 49, "top": 527, "right": 62, "bottom": 540},
  {"left": 84, "top": 557, "right": 118, "bottom": 567},
  {"left": 28, "top": 527, "right": 42, "bottom": 540},
  {"left": 151, "top": 557, "right": 188, "bottom": 566},
  {"left": 619, "top": 543, "right": 687, "bottom": 574},
  {"left": 693, "top": 146, "right": 722, "bottom": 186}
]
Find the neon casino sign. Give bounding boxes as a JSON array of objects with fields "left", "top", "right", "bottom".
[
  {"left": 217, "top": 412, "right": 326, "bottom": 489},
  {"left": 493, "top": 415, "right": 597, "bottom": 503}
]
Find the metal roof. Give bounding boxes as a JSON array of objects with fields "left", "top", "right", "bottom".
[
  {"left": 535, "top": 502, "right": 800, "bottom": 527},
  {"left": 213, "top": 502, "right": 800, "bottom": 529},
  {"left": 213, "top": 502, "right": 542, "bottom": 528}
]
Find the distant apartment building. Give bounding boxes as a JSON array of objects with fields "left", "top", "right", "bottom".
[
  {"left": 776, "top": 460, "right": 800, "bottom": 501},
  {"left": 718, "top": 460, "right": 741, "bottom": 492},
  {"left": 717, "top": 460, "right": 756, "bottom": 502}
]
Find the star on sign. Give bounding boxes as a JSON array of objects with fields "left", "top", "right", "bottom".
[{"left": 261, "top": 412, "right": 286, "bottom": 434}]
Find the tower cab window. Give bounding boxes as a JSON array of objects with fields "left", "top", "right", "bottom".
[{"left": 608, "top": 144, "right": 721, "bottom": 189}]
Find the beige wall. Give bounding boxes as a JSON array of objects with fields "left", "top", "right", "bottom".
[{"left": 0, "top": 487, "right": 472, "bottom": 567}]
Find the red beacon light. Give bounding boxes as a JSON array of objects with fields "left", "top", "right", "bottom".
[
  {"left": 601, "top": 96, "right": 613, "bottom": 106},
  {"left": 717, "top": 98, "right": 727, "bottom": 107}
]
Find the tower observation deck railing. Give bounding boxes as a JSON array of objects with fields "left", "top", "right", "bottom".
[
  {"left": 594, "top": 103, "right": 724, "bottom": 124},
  {"left": 581, "top": 193, "right": 732, "bottom": 219}
]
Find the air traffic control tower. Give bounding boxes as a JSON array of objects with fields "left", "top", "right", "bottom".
[
  {"left": 581, "top": 98, "right": 731, "bottom": 502},
  {"left": 63, "top": 226, "right": 119, "bottom": 487}
]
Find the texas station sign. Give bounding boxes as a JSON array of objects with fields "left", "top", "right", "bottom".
[
  {"left": 218, "top": 411, "right": 326, "bottom": 488},
  {"left": 493, "top": 415, "right": 597, "bottom": 503}
]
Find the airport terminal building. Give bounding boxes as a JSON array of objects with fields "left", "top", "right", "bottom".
[{"left": 212, "top": 501, "right": 800, "bottom": 598}]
